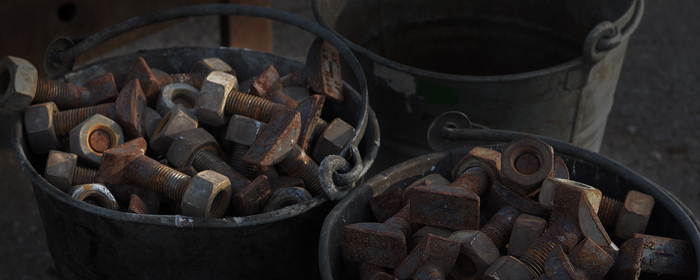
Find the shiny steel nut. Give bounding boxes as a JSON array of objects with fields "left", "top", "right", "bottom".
[
  {"left": 197, "top": 71, "right": 239, "bottom": 127},
  {"left": 483, "top": 256, "right": 536, "bottom": 280},
  {"left": 0, "top": 56, "right": 37, "bottom": 111},
  {"left": 181, "top": 170, "right": 232, "bottom": 218},
  {"left": 508, "top": 214, "right": 547, "bottom": 258},
  {"left": 449, "top": 230, "right": 501, "bottom": 280},
  {"left": 143, "top": 107, "right": 163, "bottom": 140},
  {"left": 225, "top": 115, "right": 267, "bottom": 146},
  {"left": 69, "top": 114, "right": 124, "bottom": 166},
  {"left": 157, "top": 83, "right": 202, "bottom": 116},
  {"left": 311, "top": 118, "right": 355, "bottom": 163},
  {"left": 614, "top": 190, "right": 655, "bottom": 240},
  {"left": 166, "top": 128, "right": 220, "bottom": 168},
  {"left": 501, "top": 136, "right": 554, "bottom": 196},
  {"left": 452, "top": 147, "right": 502, "bottom": 188},
  {"left": 150, "top": 105, "right": 199, "bottom": 155},
  {"left": 24, "top": 102, "right": 61, "bottom": 154},
  {"left": 68, "top": 183, "right": 119, "bottom": 211},
  {"left": 539, "top": 177, "right": 602, "bottom": 213},
  {"left": 190, "top": 57, "right": 233, "bottom": 74},
  {"left": 403, "top": 173, "right": 450, "bottom": 204},
  {"left": 44, "top": 150, "right": 78, "bottom": 192}
]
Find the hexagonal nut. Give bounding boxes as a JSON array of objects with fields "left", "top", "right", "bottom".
[
  {"left": 143, "top": 107, "right": 163, "bottom": 140},
  {"left": 24, "top": 102, "right": 61, "bottom": 154},
  {"left": 181, "top": 170, "right": 232, "bottom": 218},
  {"left": 614, "top": 190, "right": 655, "bottom": 240},
  {"left": 166, "top": 128, "right": 220, "bottom": 168},
  {"left": 190, "top": 57, "right": 233, "bottom": 74},
  {"left": 449, "top": 230, "right": 501, "bottom": 279},
  {"left": 44, "top": 150, "right": 78, "bottom": 192},
  {"left": 483, "top": 256, "right": 536, "bottom": 280},
  {"left": 225, "top": 115, "right": 267, "bottom": 146},
  {"left": 500, "top": 136, "right": 554, "bottom": 196},
  {"left": 68, "top": 183, "right": 119, "bottom": 211},
  {"left": 150, "top": 105, "right": 199, "bottom": 155},
  {"left": 452, "top": 147, "right": 501, "bottom": 191},
  {"left": 311, "top": 118, "right": 355, "bottom": 163},
  {"left": 197, "top": 71, "right": 238, "bottom": 127},
  {"left": 156, "top": 83, "right": 202, "bottom": 116},
  {"left": 507, "top": 214, "right": 547, "bottom": 258},
  {"left": 0, "top": 56, "right": 37, "bottom": 111},
  {"left": 539, "top": 177, "right": 602, "bottom": 213},
  {"left": 69, "top": 114, "right": 125, "bottom": 167}
]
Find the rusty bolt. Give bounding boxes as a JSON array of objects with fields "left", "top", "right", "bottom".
[
  {"left": 250, "top": 65, "right": 298, "bottom": 107},
  {"left": 508, "top": 214, "right": 547, "bottom": 258},
  {"left": 597, "top": 190, "right": 655, "bottom": 240},
  {"left": 501, "top": 136, "right": 554, "bottom": 196},
  {"left": 369, "top": 185, "right": 404, "bottom": 223},
  {"left": 227, "top": 144, "right": 257, "bottom": 179},
  {"left": 128, "top": 194, "right": 149, "bottom": 214},
  {"left": 538, "top": 245, "right": 580, "bottom": 280},
  {"left": 485, "top": 181, "right": 550, "bottom": 219},
  {"left": 157, "top": 83, "right": 202, "bottom": 116},
  {"left": 143, "top": 107, "right": 163, "bottom": 140},
  {"left": 150, "top": 105, "right": 198, "bottom": 156},
  {"left": 452, "top": 147, "right": 502, "bottom": 196},
  {"left": 68, "top": 183, "right": 119, "bottom": 211},
  {"left": 124, "top": 57, "right": 220, "bottom": 103},
  {"left": 539, "top": 177, "right": 603, "bottom": 213},
  {"left": 69, "top": 114, "right": 124, "bottom": 166},
  {"left": 359, "top": 263, "right": 397, "bottom": 280},
  {"left": 24, "top": 102, "right": 62, "bottom": 154},
  {"left": 448, "top": 206, "right": 521, "bottom": 280},
  {"left": 295, "top": 94, "right": 325, "bottom": 153},
  {"left": 44, "top": 150, "right": 98, "bottom": 192},
  {"left": 280, "top": 37, "right": 344, "bottom": 102},
  {"left": 263, "top": 186, "right": 312, "bottom": 212},
  {"left": 393, "top": 234, "right": 461, "bottom": 280},
  {"left": 190, "top": 57, "right": 233, "bottom": 75},
  {"left": 408, "top": 226, "right": 455, "bottom": 252},
  {"left": 403, "top": 174, "right": 450, "bottom": 205},
  {"left": 98, "top": 138, "right": 232, "bottom": 218},
  {"left": 611, "top": 233, "right": 696, "bottom": 279},
  {"left": 567, "top": 238, "right": 614, "bottom": 280},
  {"left": 553, "top": 156, "right": 570, "bottom": 179},
  {"left": 224, "top": 114, "right": 267, "bottom": 178},
  {"left": 311, "top": 118, "right": 355, "bottom": 163},
  {"left": 343, "top": 205, "right": 420, "bottom": 268},
  {"left": 1, "top": 56, "right": 118, "bottom": 111},
  {"left": 230, "top": 175, "right": 271, "bottom": 216}
]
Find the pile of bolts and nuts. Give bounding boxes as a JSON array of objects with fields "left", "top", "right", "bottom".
[
  {"left": 3, "top": 37, "right": 353, "bottom": 218},
  {"left": 343, "top": 137, "right": 697, "bottom": 280}
]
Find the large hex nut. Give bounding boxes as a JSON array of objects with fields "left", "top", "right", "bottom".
[
  {"left": 449, "top": 230, "right": 501, "bottom": 280},
  {"left": 483, "top": 256, "right": 536, "bottom": 280},
  {"left": 452, "top": 147, "right": 502, "bottom": 195},
  {"left": 311, "top": 118, "right": 355, "bottom": 163},
  {"left": 507, "top": 214, "right": 547, "bottom": 258},
  {"left": 539, "top": 177, "right": 602, "bottom": 213},
  {"left": 44, "top": 150, "right": 78, "bottom": 192},
  {"left": 70, "top": 114, "right": 125, "bottom": 167},
  {"left": 501, "top": 136, "right": 554, "bottom": 196},
  {"left": 150, "top": 105, "right": 199, "bottom": 155},
  {"left": 197, "top": 71, "right": 238, "bottom": 127},
  {"left": 614, "top": 190, "right": 655, "bottom": 240},
  {"left": 225, "top": 115, "right": 268, "bottom": 146},
  {"left": 181, "top": 170, "right": 232, "bottom": 218},
  {"left": 24, "top": 102, "right": 61, "bottom": 154},
  {"left": 0, "top": 56, "right": 37, "bottom": 111},
  {"left": 166, "top": 128, "right": 221, "bottom": 168},
  {"left": 156, "top": 83, "right": 202, "bottom": 116},
  {"left": 68, "top": 183, "right": 119, "bottom": 211},
  {"left": 190, "top": 57, "right": 233, "bottom": 74}
]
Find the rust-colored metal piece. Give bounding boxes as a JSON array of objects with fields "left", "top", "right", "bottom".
[
  {"left": 89, "top": 129, "right": 112, "bottom": 153},
  {"left": 611, "top": 234, "right": 696, "bottom": 280},
  {"left": 508, "top": 214, "right": 547, "bottom": 258},
  {"left": 128, "top": 194, "right": 149, "bottom": 214},
  {"left": 68, "top": 184, "right": 119, "bottom": 211},
  {"left": 501, "top": 136, "right": 555, "bottom": 196},
  {"left": 115, "top": 79, "right": 147, "bottom": 139},
  {"left": 553, "top": 156, "right": 570, "bottom": 179},
  {"left": 403, "top": 174, "right": 450, "bottom": 205},
  {"left": 231, "top": 175, "right": 271, "bottom": 216},
  {"left": 311, "top": 118, "right": 355, "bottom": 163},
  {"left": 250, "top": 65, "right": 297, "bottom": 107},
  {"left": 485, "top": 181, "right": 550, "bottom": 219},
  {"left": 369, "top": 185, "right": 404, "bottom": 223},
  {"left": 295, "top": 94, "right": 325, "bottom": 153},
  {"left": 243, "top": 110, "right": 301, "bottom": 166},
  {"left": 69, "top": 114, "right": 124, "bottom": 167},
  {"left": 267, "top": 176, "right": 304, "bottom": 192},
  {"left": 277, "top": 145, "right": 323, "bottom": 197},
  {"left": 539, "top": 178, "right": 602, "bottom": 214},
  {"left": 408, "top": 226, "right": 455, "bottom": 252},
  {"left": 567, "top": 238, "right": 614, "bottom": 280},
  {"left": 32, "top": 72, "right": 119, "bottom": 110},
  {"left": 262, "top": 186, "right": 312, "bottom": 212},
  {"left": 343, "top": 205, "right": 420, "bottom": 269},
  {"left": 393, "top": 234, "right": 460, "bottom": 280},
  {"left": 124, "top": 57, "right": 211, "bottom": 104},
  {"left": 612, "top": 191, "right": 654, "bottom": 240},
  {"left": 452, "top": 147, "right": 502, "bottom": 196},
  {"left": 359, "top": 263, "right": 397, "bottom": 280},
  {"left": 280, "top": 37, "right": 344, "bottom": 102}
]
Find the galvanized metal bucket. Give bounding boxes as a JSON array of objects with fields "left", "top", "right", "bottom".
[
  {"left": 318, "top": 133, "right": 700, "bottom": 280},
  {"left": 13, "top": 5, "right": 379, "bottom": 279},
  {"left": 313, "top": 0, "right": 645, "bottom": 170}
]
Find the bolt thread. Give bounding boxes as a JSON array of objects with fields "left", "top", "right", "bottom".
[
  {"left": 35, "top": 77, "right": 74, "bottom": 105},
  {"left": 72, "top": 166, "right": 98, "bottom": 185},
  {"left": 149, "top": 163, "right": 190, "bottom": 201},
  {"left": 54, "top": 106, "right": 98, "bottom": 139},
  {"left": 453, "top": 167, "right": 490, "bottom": 196},
  {"left": 482, "top": 218, "right": 513, "bottom": 249},
  {"left": 228, "top": 144, "right": 257, "bottom": 179},
  {"left": 191, "top": 149, "right": 250, "bottom": 194},
  {"left": 225, "top": 89, "right": 284, "bottom": 122},
  {"left": 170, "top": 72, "right": 206, "bottom": 89},
  {"left": 520, "top": 236, "right": 557, "bottom": 277},
  {"left": 598, "top": 196, "right": 623, "bottom": 228},
  {"left": 278, "top": 146, "right": 322, "bottom": 196}
]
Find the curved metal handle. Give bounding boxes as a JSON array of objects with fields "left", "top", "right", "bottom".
[{"left": 319, "top": 145, "right": 363, "bottom": 201}]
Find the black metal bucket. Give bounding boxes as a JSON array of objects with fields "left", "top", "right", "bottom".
[
  {"left": 13, "top": 5, "right": 379, "bottom": 279},
  {"left": 318, "top": 142, "right": 700, "bottom": 280}
]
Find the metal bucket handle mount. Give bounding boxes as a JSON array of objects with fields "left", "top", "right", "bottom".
[{"left": 42, "top": 4, "right": 371, "bottom": 200}]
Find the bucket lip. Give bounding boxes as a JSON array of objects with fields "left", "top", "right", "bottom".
[{"left": 311, "top": 0, "right": 641, "bottom": 82}]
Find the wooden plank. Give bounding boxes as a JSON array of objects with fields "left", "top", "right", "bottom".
[{"left": 220, "top": 0, "right": 273, "bottom": 53}]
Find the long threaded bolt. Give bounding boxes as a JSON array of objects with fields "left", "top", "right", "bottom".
[
  {"left": 224, "top": 89, "right": 289, "bottom": 123},
  {"left": 53, "top": 103, "right": 116, "bottom": 139},
  {"left": 277, "top": 145, "right": 322, "bottom": 196},
  {"left": 190, "top": 148, "right": 252, "bottom": 194},
  {"left": 73, "top": 166, "right": 98, "bottom": 186},
  {"left": 481, "top": 207, "right": 521, "bottom": 249},
  {"left": 34, "top": 74, "right": 117, "bottom": 109},
  {"left": 309, "top": 118, "right": 329, "bottom": 150},
  {"left": 453, "top": 166, "right": 491, "bottom": 196},
  {"left": 128, "top": 155, "right": 191, "bottom": 201},
  {"left": 227, "top": 144, "right": 257, "bottom": 179},
  {"left": 519, "top": 235, "right": 558, "bottom": 277},
  {"left": 598, "top": 196, "right": 623, "bottom": 227}
]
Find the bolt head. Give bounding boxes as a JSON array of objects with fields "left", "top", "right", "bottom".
[
  {"left": 97, "top": 138, "right": 147, "bottom": 186},
  {"left": 70, "top": 114, "right": 124, "bottom": 167},
  {"left": 540, "top": 177, "right": 602, "bottom": 213},
  {"left": 181, "top": 170, "right": 232, "bottom": 218},
  {"left": 157, "top": 83, "right": 202, "bottom": 116},
  {"left": 249, "top": 65, "right": 283, "bottom": 99},
  {"left": 452, "top": 147, "right": 501, "bottom": 192},
  {"left": 0, "top": 56, "right": 37, "bottom": 111},
  {"left": 231, "top": 175, "right": 271, "bottom": 216},
  {"left": 190, "top": 57, "right": 233, "bottom": 74},
  {"left": 44, "top": 150, "right": 78, "bottom": 192},
  {"left": 483, "top": 256, "right": 535, "bottom": 280},
  {"left": 243, "top": 110, "right": 301, "bottom": 166},
  {"left": 448, "top": 230, "right": 500, "bottom": 280},
  {"left": 614, "top": 190, "right": 654, "bottom": 240},
  {"left": 150, "top": 105, "right": 199, "bottom": 155},
  {"left": 393, "top": 234, "right": 460, "bottom": 280},
  {"left": 197, "top": 71, "right": 238, "bottom": 127},
  {"left": 24, "top": 102, "right": 61, "bottom": 154},
  {"left": 343, "top": 222, "right": 408, "bottom": 269},
  {"left": 542, "top": 245, "right": 580, "bottom": 280},
  {"left": 68, "top": 183, "right": 119, "bottom": 211},
  {"left": 369, "top": 185, "right": 405, "bottom": 223},
  {"left": 312, "top": 118, "right": 355, "bottom": 163},
  {"left": 507, "top": 214, "right": 547, "bottom": 258},
  {"left": 143, "top": 107, "right": 163, "bottom": 140},
  {"left": 500, "top": 136, "right": 554, "bottom": 196},
  {"left": 306, "top": 38, "right": 344, "bottom": 103},
  {"left": 124, "top": 57, "right": 159, "bottom": 100},
  {"left": 568, "top": 238, "right": 614, "bottom": 280},
  {"left": 225, "top": 115, "right": 267, "bottom": 146},
  {"left": 408, "top": 226, "right": 455, "bottom": 252},
  {"left": 115, "top": 79, "right": 147, "bottom": 139},
  {"left": 166, "top": 128, "right": 220, "bottom": 168},
  {"left": 295, "top": 94, "right": 325, "bottom": 151},
  {"left": 409, "top": 184, "right": 480, "bottom": 230}
]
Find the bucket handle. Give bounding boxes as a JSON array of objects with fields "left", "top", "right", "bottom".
[{"left": 42, "top": 4, "right": 373, "bottom": 195}]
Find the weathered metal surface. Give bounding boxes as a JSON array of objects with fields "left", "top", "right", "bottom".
[
  {"left": 262, "top": 186, "right": 312, "bottom": 213},
  {"left": 249, "top": 64, "right": 297, "bottom": 107},
  {"left": 280, "top": 37, "right": 344, "bottom": 103},
  {"left": 501, "top": 136, "right": 555, "bottom": 196},
  {"left": 0, "top": 56, "right": 38, "bottom": 111},
  {"left": 568, "top": 238, "right": 614, "bottom": 280},
  {"left": 278, "top": 145, "right": 323, "bottom": 196},
  {"left": 114, "top": 79, "right": 147, "bottom": 139},
  {"left": 68, "top": 184, "right": 119, "bottom": 211},
  {"left": 484, "top": 256, "right": 536, "bottom": 280},
  {"left": 508, "top": 214, "right": 547, "bottom": 258},
  {"left": 296, "top": 94, "right": 325, "bottom": 153},
  {"left": 69, "top": 114, "right": 124, "bottom": 166},
  {"left": 408, "top": 226, "right": 454, "bottom": 252},
  {"left": 128, "top": 194, "right": 150, "bottom": 214},
  {"left": 24, "top": 102, "right": 62, "bottom": 154},
  {"left": 267, "top": 176, "right": 304, "bottom": 192},
  {"left": 149, "top": 105, "right": 199, "bottom": 156},
  {"left": 485, "top": 181, "right": 550, "bottom": 219},
  {"left": 44, "top": 150, "right": 79, "bottom": 192},
  {"left": 359, "top": 263, "right": 397, "bottom": 280},
  {"left": 539, "top": 178, "right": 602, "bottom": 214},
  {"left": 393, "top": 234, "right": 460, "bottom": 280},
  {"left": 614, "top": 190, "right": 655, "bottom": 240},
  {"left": 369, "top": 185, "right": 404, "bottom": 223},
  {"left": 243, "top": 110, "right": 300, "bottom": 167},
  {"left": 553, "top": 156, "right": 570, "bottom": 180},
  {"left": 612, "top": 233, "right": 696, "bottom": 279},
  {"left": 157, "top": 83, "right": 202, "bottom": 116},
  {"left": 231, "top": 175, "right": 271, "bottom": 216},
  {"left": 312, "top": 118, "right": 356, "bottom": 163},
  {"left": 409, "top": 184, "right": 480, "bottom": 230},
  {"left": 451, "top": 147, "right": 501, "bottom": 192}
]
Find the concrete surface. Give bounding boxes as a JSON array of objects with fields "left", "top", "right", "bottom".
[{"left": 1, "top": 0, "right": 698, "bottom": 278}]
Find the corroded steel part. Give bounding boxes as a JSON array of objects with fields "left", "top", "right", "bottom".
[
  {"left": 408, "top": 226, "right": 454, "bottom": 252},
  {"left": 157, "top": 83, "right": 202, "bottom": 116},
  {"left": 486, "top": 181, "right": 550, "bottom": 219},
  {"left": 114, "top": 78, "right": 147, "bottom": 139},
  {"left": 150, "top": 105, "right": 199, "bottom": 156},
  {"left": 553, "top": 156, "right": 569, "bottom": 179},
  {"left": 568, "top": 238, "right": 614, "bottom": 280},
  {"left": 540, "top": 178, "right": 602, "bottom": 214},
  {"left": 614, "top": 191, "right": 654, "bottom": 240},
  {"left": 541, "top": 245, "right": 580, "bottom": 280},
  {"left": 359, "top": 263, "right": 397, "bottom": 280},
  {"left": 0, "top": 56, "right": 37, "bottom": 111},
  {"left": 311, "top": 117, "right": 355, "bottom": 163},
  {"left": 267, "top": 176, "right": 304, "bottom": 191},
  {"left": 508, "top": 214, "right": 547, "bottom": 258},
  {"left": 612, "top": 234, "right": 696, "bottom": 280},
  {"left": 403, "top": 174, "right": 450, "bottom": 205},
  {"left": 281, "top": 37, "right": 344, "bottom": 102},
  {"left": 68, "top": 183, "right": 119, "bottom": 211},
  {"left": 24, "top": 102, "right": 61, "bottom": 154},
  {"left": 231, "top": 175, "right": 271, "bottom": 216},
  {"left": 369, "top": 185, "right": 404, "bottom": 223},
  {"left": 226, "top": 114, "right": 268, "bottom": 147},
  {"left": 124, "top": 57, "right": 160, "bottom": 102},
  {"left": 143, "top": 107, "right": 163, "bottom": 140},
  {"left": 263, "top": 186, "right": 312, "bottom": 212},
  {"left": 44, "top": 150, "right": 78, "bottom": 192},
  {"left": 250, "top": 65, "right": 297, "bottom": 107},
  {"left": 295, "top": 94, "right": 325, "bottom": 152},
  {"left": 409, "top": 184, "right": 479, "bottom": 230},
  {"left": 452, "top": 147, "right": 502, "bottom": 193},
  {"left": 128, "top": 194, "right": 150, "bottom": 214},
  {"left": 69, "top": 114, "right": 124, "bottom": 166},
  {"left": 501, "top": 136, "right": 555, "bottom": 196},
  {"left": 393, "top": 234, "right": 460, "bottom": 280},
  {"left": 483, "top": 256, "right": 536, "bottom": 280},
  {"left": 190, "top": 57, "right": 233, "bottom": 75},
  {"left": 243, "top": 110, "right": 301, "bottom": 166},
  {"left": 278, "top": 145, "right": 323, "bottom": 196}
]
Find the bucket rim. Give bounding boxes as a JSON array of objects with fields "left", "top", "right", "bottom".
[{"left": 311, "top": 0, "right": 643, "bottom": 82}]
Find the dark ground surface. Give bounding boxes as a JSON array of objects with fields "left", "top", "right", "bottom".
[{"left": 1, "top": 0, "right": 699, "bottom": 278}]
